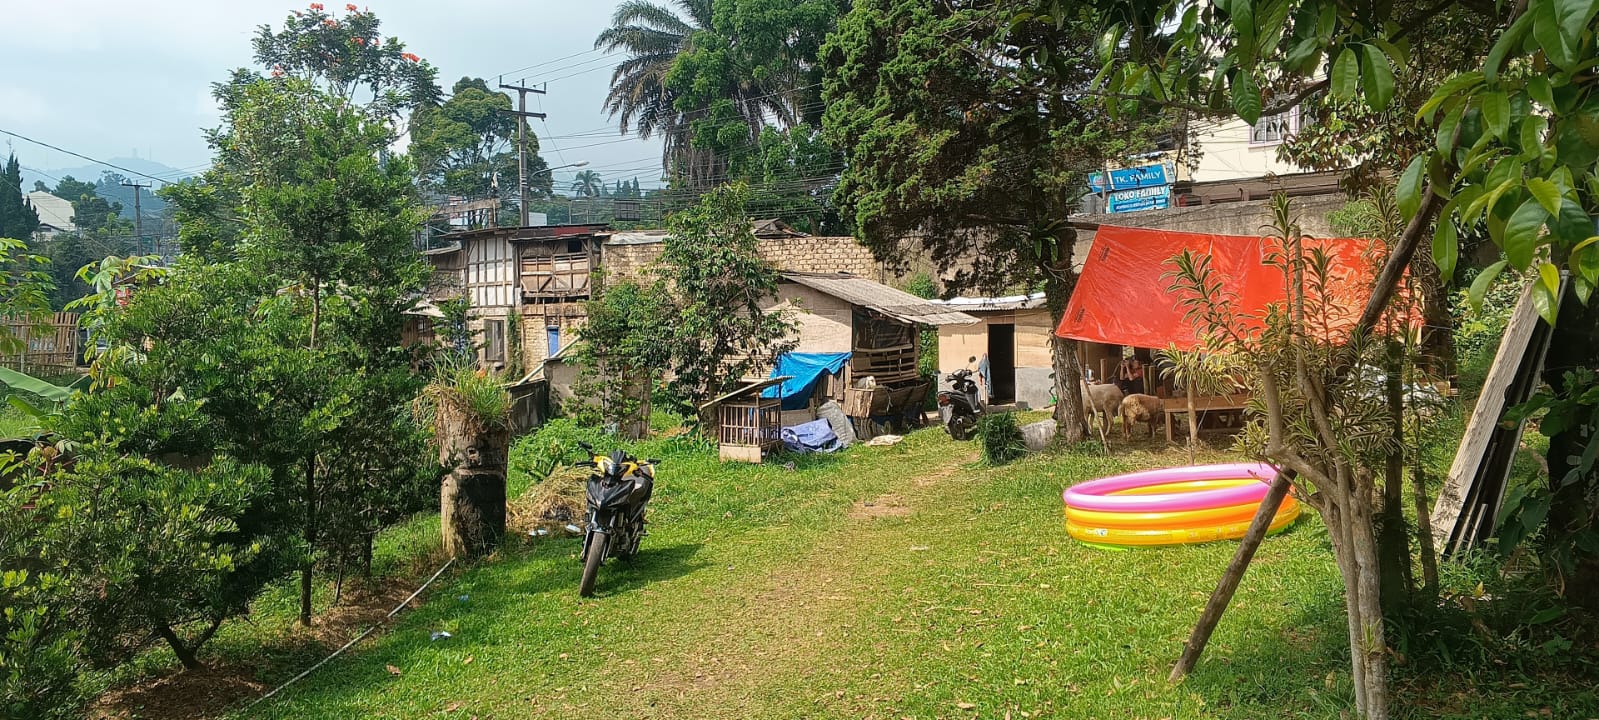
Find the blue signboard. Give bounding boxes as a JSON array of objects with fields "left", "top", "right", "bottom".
[
  {"left": 1107, "top": 185, "right": 1171, "bottom": 213},
  {"left": 1087, "top": 163, "right": 1170, "bottom": 192}
]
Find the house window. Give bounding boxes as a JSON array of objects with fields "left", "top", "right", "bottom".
[
  {"left": 1250, "top": 109, "right": 1297, "bottom": 145},
  {"left": 483, "top": 319, "right": 506, "bottom": 366}
]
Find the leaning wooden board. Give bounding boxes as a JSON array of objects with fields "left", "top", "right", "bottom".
[{"left": 1429, "top": 279, "right": 1555, "bottom": 556}]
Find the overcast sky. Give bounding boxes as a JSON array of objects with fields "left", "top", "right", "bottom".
[{"left": 0, "top": 0, "right": 665, "bottom": 190}]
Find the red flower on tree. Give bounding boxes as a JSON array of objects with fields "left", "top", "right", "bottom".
[
  {"left": 402, "top": 52, "right": 420, "bottom": 62},
  {"left": 353, "top": 36, "right": 366, "bottom": 45},
  {"left": 323, "top": 18, "right": 337, "bottom": 27},
  {"left": 309, "top": 2, "right": 323, "bottom": 10},
  {"left": 346, "top": 3, "right": 358, "bottom": 10}
]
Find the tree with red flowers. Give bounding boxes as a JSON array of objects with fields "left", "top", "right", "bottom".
[{"left": 244, "top": 4, "right": 440, "bottom": 124}]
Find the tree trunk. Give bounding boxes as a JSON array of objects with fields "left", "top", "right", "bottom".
[
  {"left": 1170, "top": 471, "right": 1295, "bottom": 680},
  {"left": 154, "top": 623, "right": 203, "bottom": 671},
  {"left": 1543, "top": 284, "right": 1599, "bottom": 607},
  {"left": 1052, "top": 337, "right": 1088, "bottom": 443},
  {"left": 1378, "top": 341, "right": 1412, "bottom": 615},
  {"left": 302, "top": 277, "right": 322, "bottom": 627},
  {"left": 1349, "top": 504, "right": 1391, "bottom": 720},
  {"left": 1185, "top": 383, "right": 1198, "bottom": 464},
  {"left": 299, "top": 456, "right": 316, "bottom": 627},
  {"left": 1409, "top": 250, "right": 1456, "bottom": 376},
  {"left": 1043, "top": 260, "right": 1088, "bottom": 444},
  {"left": 437, "top": 394, "right": 511, "bottom": 559}
]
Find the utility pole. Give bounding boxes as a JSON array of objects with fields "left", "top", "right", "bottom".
[
  {"left": 119, "top": 180, "right": 152, "bottom": 255},
  {"left": 498, "top": 78, "right": 547, "bottom": 227}
]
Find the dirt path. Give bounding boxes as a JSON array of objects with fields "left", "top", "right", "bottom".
[{"left": 578, "top": 445, "right": 981, "bottom": 718}]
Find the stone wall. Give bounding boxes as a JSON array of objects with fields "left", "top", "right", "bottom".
[{"left": 601, "top": 235, "right": 930, "bottom": 288}]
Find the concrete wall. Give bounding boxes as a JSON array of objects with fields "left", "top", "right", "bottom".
[
  {"left": 765, "top": 283, "right": 855, "bottom": 353},
  {"left": 1078, "top": 193, "right": 1346, "bottom": 239},
  {"left": 936, "top": 307, "right": 1056, "bottom": 409},
  {"left": 1184, "top": 114, "right": 1311, "bottom": 184}
]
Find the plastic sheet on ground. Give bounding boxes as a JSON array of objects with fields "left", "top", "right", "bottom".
[{"left": 781, "top": 418, "right": 840, "bottom": 454}]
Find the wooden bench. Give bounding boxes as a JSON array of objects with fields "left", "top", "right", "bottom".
[{"left": 1163, "top": 393, "right": 1250, "bottom": 443}]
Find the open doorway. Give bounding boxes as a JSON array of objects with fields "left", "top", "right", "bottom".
[{"left": 988, "top": 323, "right": 1016, "bottom": 404}]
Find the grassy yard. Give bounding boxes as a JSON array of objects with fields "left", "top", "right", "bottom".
[{"left": 193, "top": 425, "right": 1596, "bottom": 720}]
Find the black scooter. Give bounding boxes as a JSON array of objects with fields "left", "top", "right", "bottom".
[
  {"left": 575, "top": 441, "right": 658, "bottom": 597},
  {"left": 937, "top": 368, "right": 984, "bottom": 440}
]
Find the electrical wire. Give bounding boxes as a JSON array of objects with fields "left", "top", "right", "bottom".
[{"left": 1, "top": 128, "right": 175, "bottom": 186}]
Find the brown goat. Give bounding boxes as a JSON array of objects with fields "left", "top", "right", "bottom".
[{"left": 1120, "top": 393, "right": 1164, "bottom": 439}]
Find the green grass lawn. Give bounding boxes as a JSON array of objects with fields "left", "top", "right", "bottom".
[{"left": 195, "top": 426, "right": 1595, "bottom": 720}]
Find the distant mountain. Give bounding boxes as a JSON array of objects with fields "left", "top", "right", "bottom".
[{"left": 21, "top": 157, "right": 195, "bottom": 219}]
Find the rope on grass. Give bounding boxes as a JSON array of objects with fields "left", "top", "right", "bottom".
[{"left": 242, "top": 558, "right": 456, "bottom": 711}]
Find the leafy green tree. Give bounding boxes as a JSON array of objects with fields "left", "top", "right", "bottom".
[
  {"left": 227, "top": 79, "right": 431, "bottom": 625},
  {"left": 27, "top": 446, "right": 286, "bottom": 670},
  {"left": 821, "top": 0, "right": 1160, "bottom": 441},
  {"left": 662, "top": 0, "right": 839, "bottom": 187},
  {"left": 409, "top": 77, "right": 552, "bottom": 202},
  {"left": 0, "top": 154, "right": 40, "bottom": 242},
  {"left": 656, "top": 182, "right": 796, "bottom": 410},
  {"left": 170, "top": 4, "right": 441, "bottom": 264},
  {"left": 571, "top": 169, "right": 604, "bottom": 198},
  {"left": 572, "top": 277, "right": 674, "bottom": 438}
]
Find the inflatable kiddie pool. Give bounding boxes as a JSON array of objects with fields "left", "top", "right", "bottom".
[{"left": 1062, "top": 462, "right": 1300, "bottom": 547}]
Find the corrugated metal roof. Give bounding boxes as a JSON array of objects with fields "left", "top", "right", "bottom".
[
  {"left": 606, "top": 230, "right": 670, "bottom": 246},
  {"left": 781, "top": 272, "right": 978, "bottom": 326},
  {"left": 935, "top": 292, "right": 1048, "bottom": 312},
  {"left": 26, "top": 192, "right": 75, "bottom": 232}
]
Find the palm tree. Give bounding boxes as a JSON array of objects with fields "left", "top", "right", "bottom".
[
  {"left": 594, "top": 1, "right": 709, "bottom": 178},
  {"left": 571, "top": 170, "right": 604, "bottom": 198},
  {"left": 594, "top": 0, "right": 795, "bottom": 188}
]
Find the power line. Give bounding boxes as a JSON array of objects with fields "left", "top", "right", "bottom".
[
  {"left": 1, "top": 128, "right": 174, "bottom": 186},
  {"left": 496, "top": 47, "right": 612, "bottom": 81}
]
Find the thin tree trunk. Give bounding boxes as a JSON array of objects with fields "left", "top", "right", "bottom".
[
  {"left": 154, "top": 623, "right": 203, "bottom": 671},
  {"left": 1350, "top": 505, "right": 1391, "bottom": 720},
  {"left": 300, "top": 455, "right": 316, "bottom": 627},
  {"left": 1412, "top": 423, "right": 1440, "bottom": 599},
  {"left": 302, "top": 277, "right": 322, "bottom": 627},
  {"left": 1185, "top": 382, "right": 1198, "bottom": 464},
  {"left": 1379, "top": 340, "right": 1412, "bottom": 614},
  {"left": 1170, "top": 471, "right": 1295, "bottom": 680}
]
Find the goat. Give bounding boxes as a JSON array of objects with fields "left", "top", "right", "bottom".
[
  {"left": 1119, "top": 393, "right": 1164, "bottom": 439},
  {"left": 1081, "top": 382, "right": 1124, "bottom": 438}
]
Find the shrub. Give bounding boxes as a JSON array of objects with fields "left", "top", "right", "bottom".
[
  {"left": 1, "top": 484, "right": 84, "bottom": 720},
  {"left": 976, "top": 412, "right": 1026, "bottom": 465}
]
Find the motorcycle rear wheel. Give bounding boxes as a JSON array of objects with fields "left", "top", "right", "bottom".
[
  {"left": 579, "top": 532, "right": 608, "bottom": 598},
  {"left": 947, "top": 414, "right": 975, "bottom": 441}
]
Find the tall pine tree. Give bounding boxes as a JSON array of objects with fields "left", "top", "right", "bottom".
[{"left": 0, "top": 154, "right": 40, "bottom": 240}]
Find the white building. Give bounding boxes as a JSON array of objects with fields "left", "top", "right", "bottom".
[{"left": 26, "top": 191, "right": 75, "bottom": 239}]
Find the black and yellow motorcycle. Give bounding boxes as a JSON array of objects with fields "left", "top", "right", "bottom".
[{"left": 575, "top": 441, "right": 658, "bottom": 597}]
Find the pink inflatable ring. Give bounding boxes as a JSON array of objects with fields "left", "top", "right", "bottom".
[{"left": 1061, "top": 462, "right": 1278, "bottom": 513}]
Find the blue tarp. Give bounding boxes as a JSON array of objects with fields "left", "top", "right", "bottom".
[
  {"left": 763, "top": 352, "right": 852, "bottom": 410},
  {"left": 781, "top": 419, "right": 839, "bottom": 454}
]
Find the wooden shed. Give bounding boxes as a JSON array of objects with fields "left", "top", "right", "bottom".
[{"left": 766, "top": 272, "right": 978, "bottom": 430}]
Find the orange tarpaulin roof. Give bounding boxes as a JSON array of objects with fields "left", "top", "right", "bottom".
[{"left": 1055, "top": 225, "right": 1395, "bottom": 350}]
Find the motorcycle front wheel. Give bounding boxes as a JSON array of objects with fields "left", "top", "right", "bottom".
[{"left": 579, "top": 532, "right": 608, "bottom": 598}]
